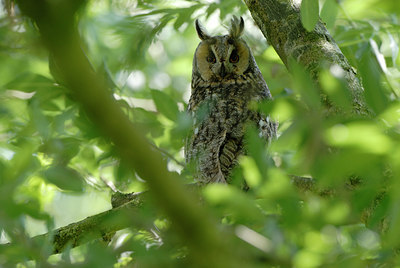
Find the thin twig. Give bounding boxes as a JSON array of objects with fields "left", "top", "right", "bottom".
[{"left": 148, "top": 142, "right": 185, "bottom": 167}]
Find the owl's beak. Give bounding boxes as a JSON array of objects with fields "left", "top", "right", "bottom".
[{"left": 219, "top": 63, "right": 227, "bottom": 78}]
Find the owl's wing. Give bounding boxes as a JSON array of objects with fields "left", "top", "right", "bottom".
[
  {"left": 219, "top": 136, "right": 243, "bottom": 182},
  {"left": 198, "top": 129, "right": 227, "bottom": 184},
  {"left": 185, "top": 117, "right": 227, "bottom": 184}
]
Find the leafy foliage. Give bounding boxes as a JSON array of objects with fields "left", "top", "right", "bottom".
[
  {"left": 300, "top": 0, "right": 319, "bottom": 31},
  {"left": 1, "top": 0, "right": 400, "bottom": 267}
]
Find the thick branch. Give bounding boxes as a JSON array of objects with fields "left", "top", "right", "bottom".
[
  {"left": 244, "top": 0, "right": 370, "bottom": 115},
  {"left": 0, "top": 185, "right": 198, "bottom": 257},
  {"left": 0, "top": 175, "right": 366, "bottom": 260},
  {"left": 0, "top": 178, "right": 329, "bottom": 261},
  {"left": 0, "top": 192, "right": 149, "bottom": 256}
]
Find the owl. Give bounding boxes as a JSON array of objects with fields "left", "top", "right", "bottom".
[{"left": 185, "top": 16, "right": 277, "bottom": 187}]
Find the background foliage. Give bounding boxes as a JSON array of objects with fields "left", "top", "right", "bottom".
[{"left": 1, "top": 0, "right": 400, "bottom": 267}]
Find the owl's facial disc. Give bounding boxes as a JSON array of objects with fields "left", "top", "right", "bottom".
[{"left": 195, "top": 36, "right": 250, "bottom": 81}]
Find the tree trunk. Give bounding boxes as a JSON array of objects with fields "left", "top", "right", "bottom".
[{"left": 244, "top": 0, "right": 371, "bottom": 115}]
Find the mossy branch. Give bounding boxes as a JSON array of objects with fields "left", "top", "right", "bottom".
[
  {"left": 244, "top": 0, "right": 371, "bottom": 116},
  {"left": 0, "top": 191, "right": 149, "bottom": 256},
  {"left": 0, "top": 178, "right": 338, "bottom": 259}
]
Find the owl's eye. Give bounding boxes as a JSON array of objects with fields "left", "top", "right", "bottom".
[
  {"left": 230, "top": 50, "right": 239, "bottom": 63},
  {"left": 207, "top": 54, "right": 216, "bottom": 63}
]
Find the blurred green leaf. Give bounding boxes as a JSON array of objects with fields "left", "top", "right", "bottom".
[
  {"left": 28, "top": 99, "right": 51, "bottom": 140},
  {"left": 290, "top": 59, "right": 321, "bottom": 110},
  {"left": 240, "top": 156, "right": 262, "bottom": 188},
  {"left": 41, "top": 165, "right": 85, "bottom": 192},
  {"left": 131, "top": 107, "right": 164, "bottom": 137},
  {"left": 301, "top": 0, "right": 319, "bottom": 31},
  {"left": 151, "top": 89, "right": 179, "bottom": 121},
  {"left": 259, "top": 168, "right": 301, "bottom": 227},
  {"left": 359, "top": 45, "right": 389, "bottom": 114},
  {"left": 312, "top": 149, "right": 380, "bottom": 187},
  {"left": 262, "top": 98, "right": 297, "bottom": 122},
  {"left": 320, "top": 0, "right": 339, "bottom": 29},
  {"left": 39, "top": 137, "right": 81, "bottom": 164},
  {"left": 4, "top": 142, "right": 40, "bottom": 183},
  {"left": 324, "top": 122, "right": 392, "bottom": 154},
  {"left": 203, "top": 184, "right": 265, "bottom": 224},
  {"left": 257, "top": 168, "right": 293, "bottom": 200},
  {"left": 379, "top": 103, "right": 400, "bottom": 128},
  {"left": 320, "top": 67, "right": 352, "bottom": 112},
  {"left": 114, "top": 160, "right": 136, "bottom": 188},
  {"left": 294, "top": 249, "right": 323, "bottom": 268},
  {"left": 3, "top": 73, "right": 56, "bottom": 93},
  {"left": 244, "top": 126, "right": 270, "bottom": 179}
]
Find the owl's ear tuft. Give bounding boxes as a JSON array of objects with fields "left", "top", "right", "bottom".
[
  {"left": 195, "top": 19, "right": 211, "bottom": 40},
  {"left": 229, "top": 16, "right": 244, "bottom": 38}
]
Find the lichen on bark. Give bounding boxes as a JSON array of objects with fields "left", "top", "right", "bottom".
[{"left": 244, "top": 0, "right": 371, "bottom": 116}]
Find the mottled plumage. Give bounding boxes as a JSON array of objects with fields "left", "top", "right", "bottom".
[{"left": 185, "top": 16, "right": 277, "bottom": 186}]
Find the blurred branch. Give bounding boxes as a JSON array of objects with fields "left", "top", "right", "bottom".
[
  {"left": 15, "top": 0, "right": 242, "bottom": 267},
  {"left": 1, "top": 184, "right": 292, "bottom": 266},
  {"left": 244, "top": 0, "right": 371, "bottom": 116},
  {"left": 2, "top": 0, "right": 14, "bottom": 16},
  {"left": 148, "top": 142, "right": 185, "bottom": 167},
  {"left": 0, "top": 191, "right": 149, "bottom": 255},
  {"left": 0, "top": 178, "right": 323, "bottom": 262}
]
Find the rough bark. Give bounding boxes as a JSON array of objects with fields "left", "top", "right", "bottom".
[
  {"left": 0, "top": 192, "right": 148, "bottom": 256},
  {"left": 0, "top": 177, "right": 349, "bottom": 259},
  {"left": 244, "top": 0, "right": 371, "bottom": 116}
]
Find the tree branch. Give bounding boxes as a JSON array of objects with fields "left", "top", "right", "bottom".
[
  {"left": 0, "top": 191, "right": 149, "bottom": 256},
  {"left": 1, "top": 185, "right": 199, "bottom": 258},
  {"left": 244, "top": 0, "right": 371, "bottom": 116},
  {"left": 0, "top": 178, "right": 330, "bottom": 261}
]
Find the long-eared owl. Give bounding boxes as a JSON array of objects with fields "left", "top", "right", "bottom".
[{"left": 185, "top": 16, "right": 277, "bottom": 186}]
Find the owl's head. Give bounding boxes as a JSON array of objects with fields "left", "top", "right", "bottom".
[{"left": 193, "top": 16, "right": 254, "bottom": 82}]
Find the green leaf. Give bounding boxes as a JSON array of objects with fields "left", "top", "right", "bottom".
[
  {"left": 29, "top": 99, "right": 51, "bottom": 139},
  {"left": 151, "top": 89, "right": 179, "bottom": 121},
  {"left": 320, "top": 0, "right": 339, "bottom": 29},
  {"left": 301, "top": 0, "right": 319, "bottom": 31},
  {"left": 39, "top": 137, "right": 81, "bottom": 163},
  {"left": 0, "top": 159, "right": 6, "bottom": 185},
  {"left": 206, "top": 3, "right": 218, "bottom": 18},
  {"left": 4, "top": 142, "right": 40, "bottom": 183},
  {"left": 131, "top": 107, "right": 164, "bottom": 137},
  {"left": 290, "top": 59, "right": 321, "bottom": 109},
  {"left": 359, "top": 45, "right": 388, "bottom": 114},
  {"left": 320, "top": 68, "right": 352, "bottom": 112},
  {"left": 173, "top": 6, "right": 200, "bottom": 31},
  {"left": 312, "top": 149, "right": 381, "bottom": 187},
  {"left": 41, "top": 165, "right": 85, "bottom": 192},
  {"left": 240, "top": 156, "right": 262, "bottom": 188},
  {"left": 114, "top": 160, "right": 136, "bottom": 187},
  {"left": 245, "top": 127, "right": 269, "bottom": 178},
  {"left": 170, "top": 111, "right": 192, "bottom": 149},
  {"left": 3, "top": 73, "right": 57, "bottom": 93},
  {"left": 324, "top": 122, "right": 392, "bottom": 155},
  {"left": 203, "top": 184, "right": 264, "bottom": 224}
]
